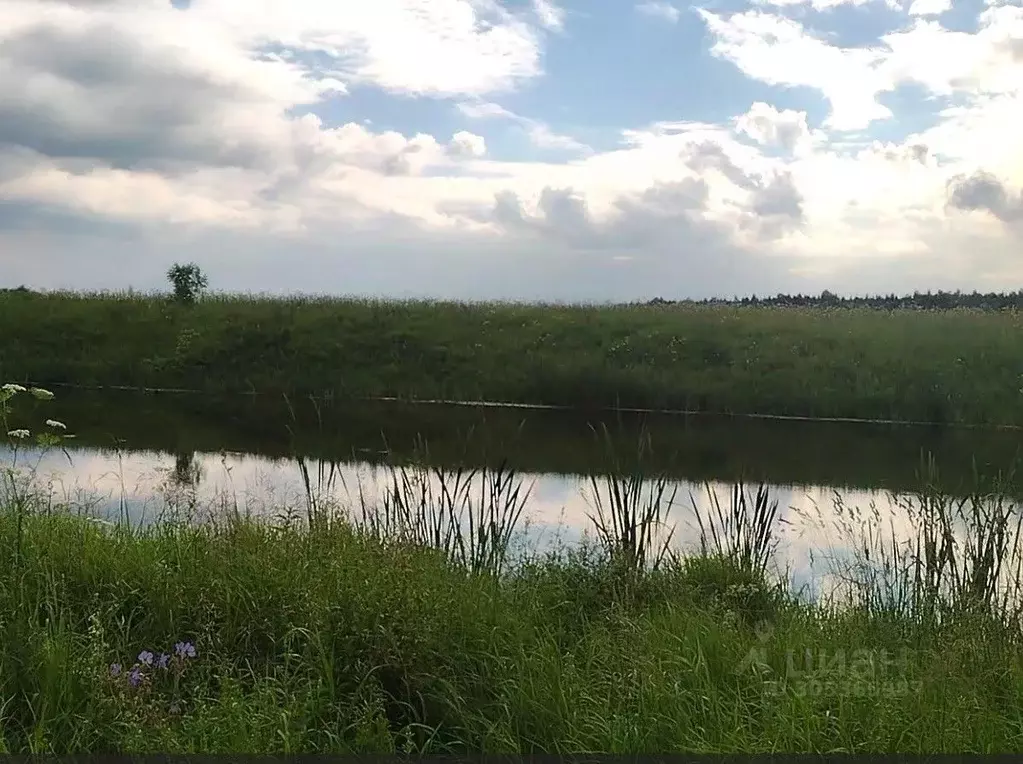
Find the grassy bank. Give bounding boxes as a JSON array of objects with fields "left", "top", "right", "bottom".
[{"left": 4, "top": 292, "right": 1023, "bottom": 425}]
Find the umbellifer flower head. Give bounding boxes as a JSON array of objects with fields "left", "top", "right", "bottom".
[{"left": 6, "top": 429, "right": 30, "bottom": 439}]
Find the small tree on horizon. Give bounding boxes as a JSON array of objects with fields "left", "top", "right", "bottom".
[{"left": 166, "top": 262, "right": 208, "bottom": 305}]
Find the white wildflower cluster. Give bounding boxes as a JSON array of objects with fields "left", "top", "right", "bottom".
[
  {"left": 1, "top": 384, "right": 54, "bottom": 400},
  {"left": 2, "top": 383, "right": 70, "bottom": 446}
]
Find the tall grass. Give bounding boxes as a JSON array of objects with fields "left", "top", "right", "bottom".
[
  {"left": 6, "top": 292, "right": 1023, "bottom": 424},
  {"left": 584, "top": 427, "right": 679, "bottom": 573},
  {"left": 354, "top": 457, "right": 531, "bottom": 576},
  {"left": 586, "top": 471, "right": 678, "bottom": 572},
  {"left": 797, "top": 456, "right": 1023, "bottom": 632},
  {"left": 692, "top": 482, "right": 781, "bottom": 579}
]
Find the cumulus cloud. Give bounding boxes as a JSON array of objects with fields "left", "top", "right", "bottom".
[
  {"left": 750, "top": 173, "right": 803, "bottom": 220},
  {"left": 474, "top": 137, "right": 802, "bottom": 253},
  {"left": 860, "top": 141, "right": 932, "bottom": 166},
  {"left": 636, "top": 2, "right": 681, "bottom": 23},
  {"left": 947, "top": 172, "right": 1023, "bottom": 224},
  {"left": 532, "top": 0, "right": 566, "bottom": 32},
  {"left": 746, "top": 172, "right": 805, "bottom": 238},
  {"left": 0, "top": 0, "right": 548, "bottom": 232},
  {"left": 682, "top": 141, "right": 804, "bottom": 238},
  {"left": 187, "top": 0, "right": 546, "bottom": 98},
  {"left": 459, "top": 174, "right": 802, "bottom": 295},
  {"left": 698, "top": 11, "right": 893, "bottom": 130},
  {"left": 447, "top": 131, "right": 487, "bottom": 158},
  {"left": 685, "top": 142, "right": 762, "bottom": 192},
  {"left": 735, "top": 102, "right": 818, "bottom": 154},
  {"left": 0, "top": 5, "right": 341, "bottom": 172},
  {"left": 700, "top": 5, "right": 1023, "bottom": 131},
  {"left": 880, "top": 10, "right": 1023, "bottom": 98},
  {"left": 908, "top": 0, "right": 952, "bottom": 17}
]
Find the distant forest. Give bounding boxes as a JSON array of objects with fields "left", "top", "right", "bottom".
[{"left": 651, "top": 290, "right": 1023, "bottom": 311}]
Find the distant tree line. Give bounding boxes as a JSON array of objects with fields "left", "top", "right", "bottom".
[
  {"left": 4, "top": 281, "right": 1023, "bottom": 311},
  {"left": 648, "top": 289, "right": 1023, "bottom": 311}
]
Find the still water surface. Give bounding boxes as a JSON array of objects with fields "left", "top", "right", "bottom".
[{"left": 5, "top": 389, "right": 1023, "bottom": 594}]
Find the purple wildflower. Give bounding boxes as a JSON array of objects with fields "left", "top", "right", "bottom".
[
  {"left": 157, "top": 653, "right": 170, "bottom": 669},
  {"left": 138, "top": 650, "right": 154, "bottom": 666},
  {"left": 128, "top": 667, "right": 143, "bottom": 688},
  {"left": 174, "top": 641, "right": 196, "bottom": 659},
  {"left": 109, "top": 663, "right": 122, "bottom": 677}
]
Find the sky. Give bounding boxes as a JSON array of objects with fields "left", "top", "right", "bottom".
[{"left": 1, "top": 0, "right": 1021, "bottom": 301}]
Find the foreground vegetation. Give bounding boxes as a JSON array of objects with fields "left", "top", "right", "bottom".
[
  {"left": 5, "top": 291, "right": 1023, "bottom": 425},
  {"left": 4, "top": 387, "right": 1023, "bottom": 752},
  {"left": 5, "top": 475, "right": 1023, "bottom": 752}
]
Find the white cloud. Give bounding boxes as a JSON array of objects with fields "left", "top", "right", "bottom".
[
  {"left": 448, "top": 130, "right": 487, "bottom": 158},
  {"left": 456, "top": 100, "right": 591, "bottom": 154},
  {"left": 185, "top": 0, "right": 547, "bottom": 98},
  {"left": 908, "top": 0, "right": 952, "bottom": 17},
  {"left": 735, "top": 102, "right": 822, "bottom": 155},
  {"left": 455, "top": 100, "right": 518, "bottom": 120},
  {"left": 636, "top": 2, "right": 681, "bottom": 23},
  {"left": 699, "top": 6, "right": 1023, "bottom": 131},
  {"left": 525, "top": 124, "right": 591, "bottom": 154},
  {"left": 918, "top": 93, "right": 1023, "bottom": 181},
  {"left": 0, "top": 2, "right": 344, "bottom": 172},
  {"left": 777, "top": 144, "right": 953, "bottom": 263},
  {"left": 751, "top": 0, "right": 900, "bottom": 11},
  {"left": 532, "top": 0, "right": 566, "bottom": 32},
  {"left": 880, "top": 9, "right": 1023, "bottom": 97},
  {"left": 698, "top": 10, "right": 894, "bottom": 130}
]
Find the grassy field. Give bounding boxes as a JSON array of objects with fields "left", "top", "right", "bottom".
[{"left": 4, "top": 291, "right": 1023, "bottom": 425}]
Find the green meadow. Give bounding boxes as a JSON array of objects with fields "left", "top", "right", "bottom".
[{"left": 4, "top": 290, "right": 1023, "bottom": 424}]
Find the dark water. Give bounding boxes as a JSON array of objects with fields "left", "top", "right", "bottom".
[{"left": 4, "top": 388, "right": 1023, "bottom": 593}]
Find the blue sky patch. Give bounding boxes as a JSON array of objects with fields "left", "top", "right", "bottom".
[{"left": 184, "top": 0, "right": 982, "bottom": 159}]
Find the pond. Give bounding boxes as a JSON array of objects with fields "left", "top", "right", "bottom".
[{"left": 5, "top": 388, "right": 1023, "bottom": 598}]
